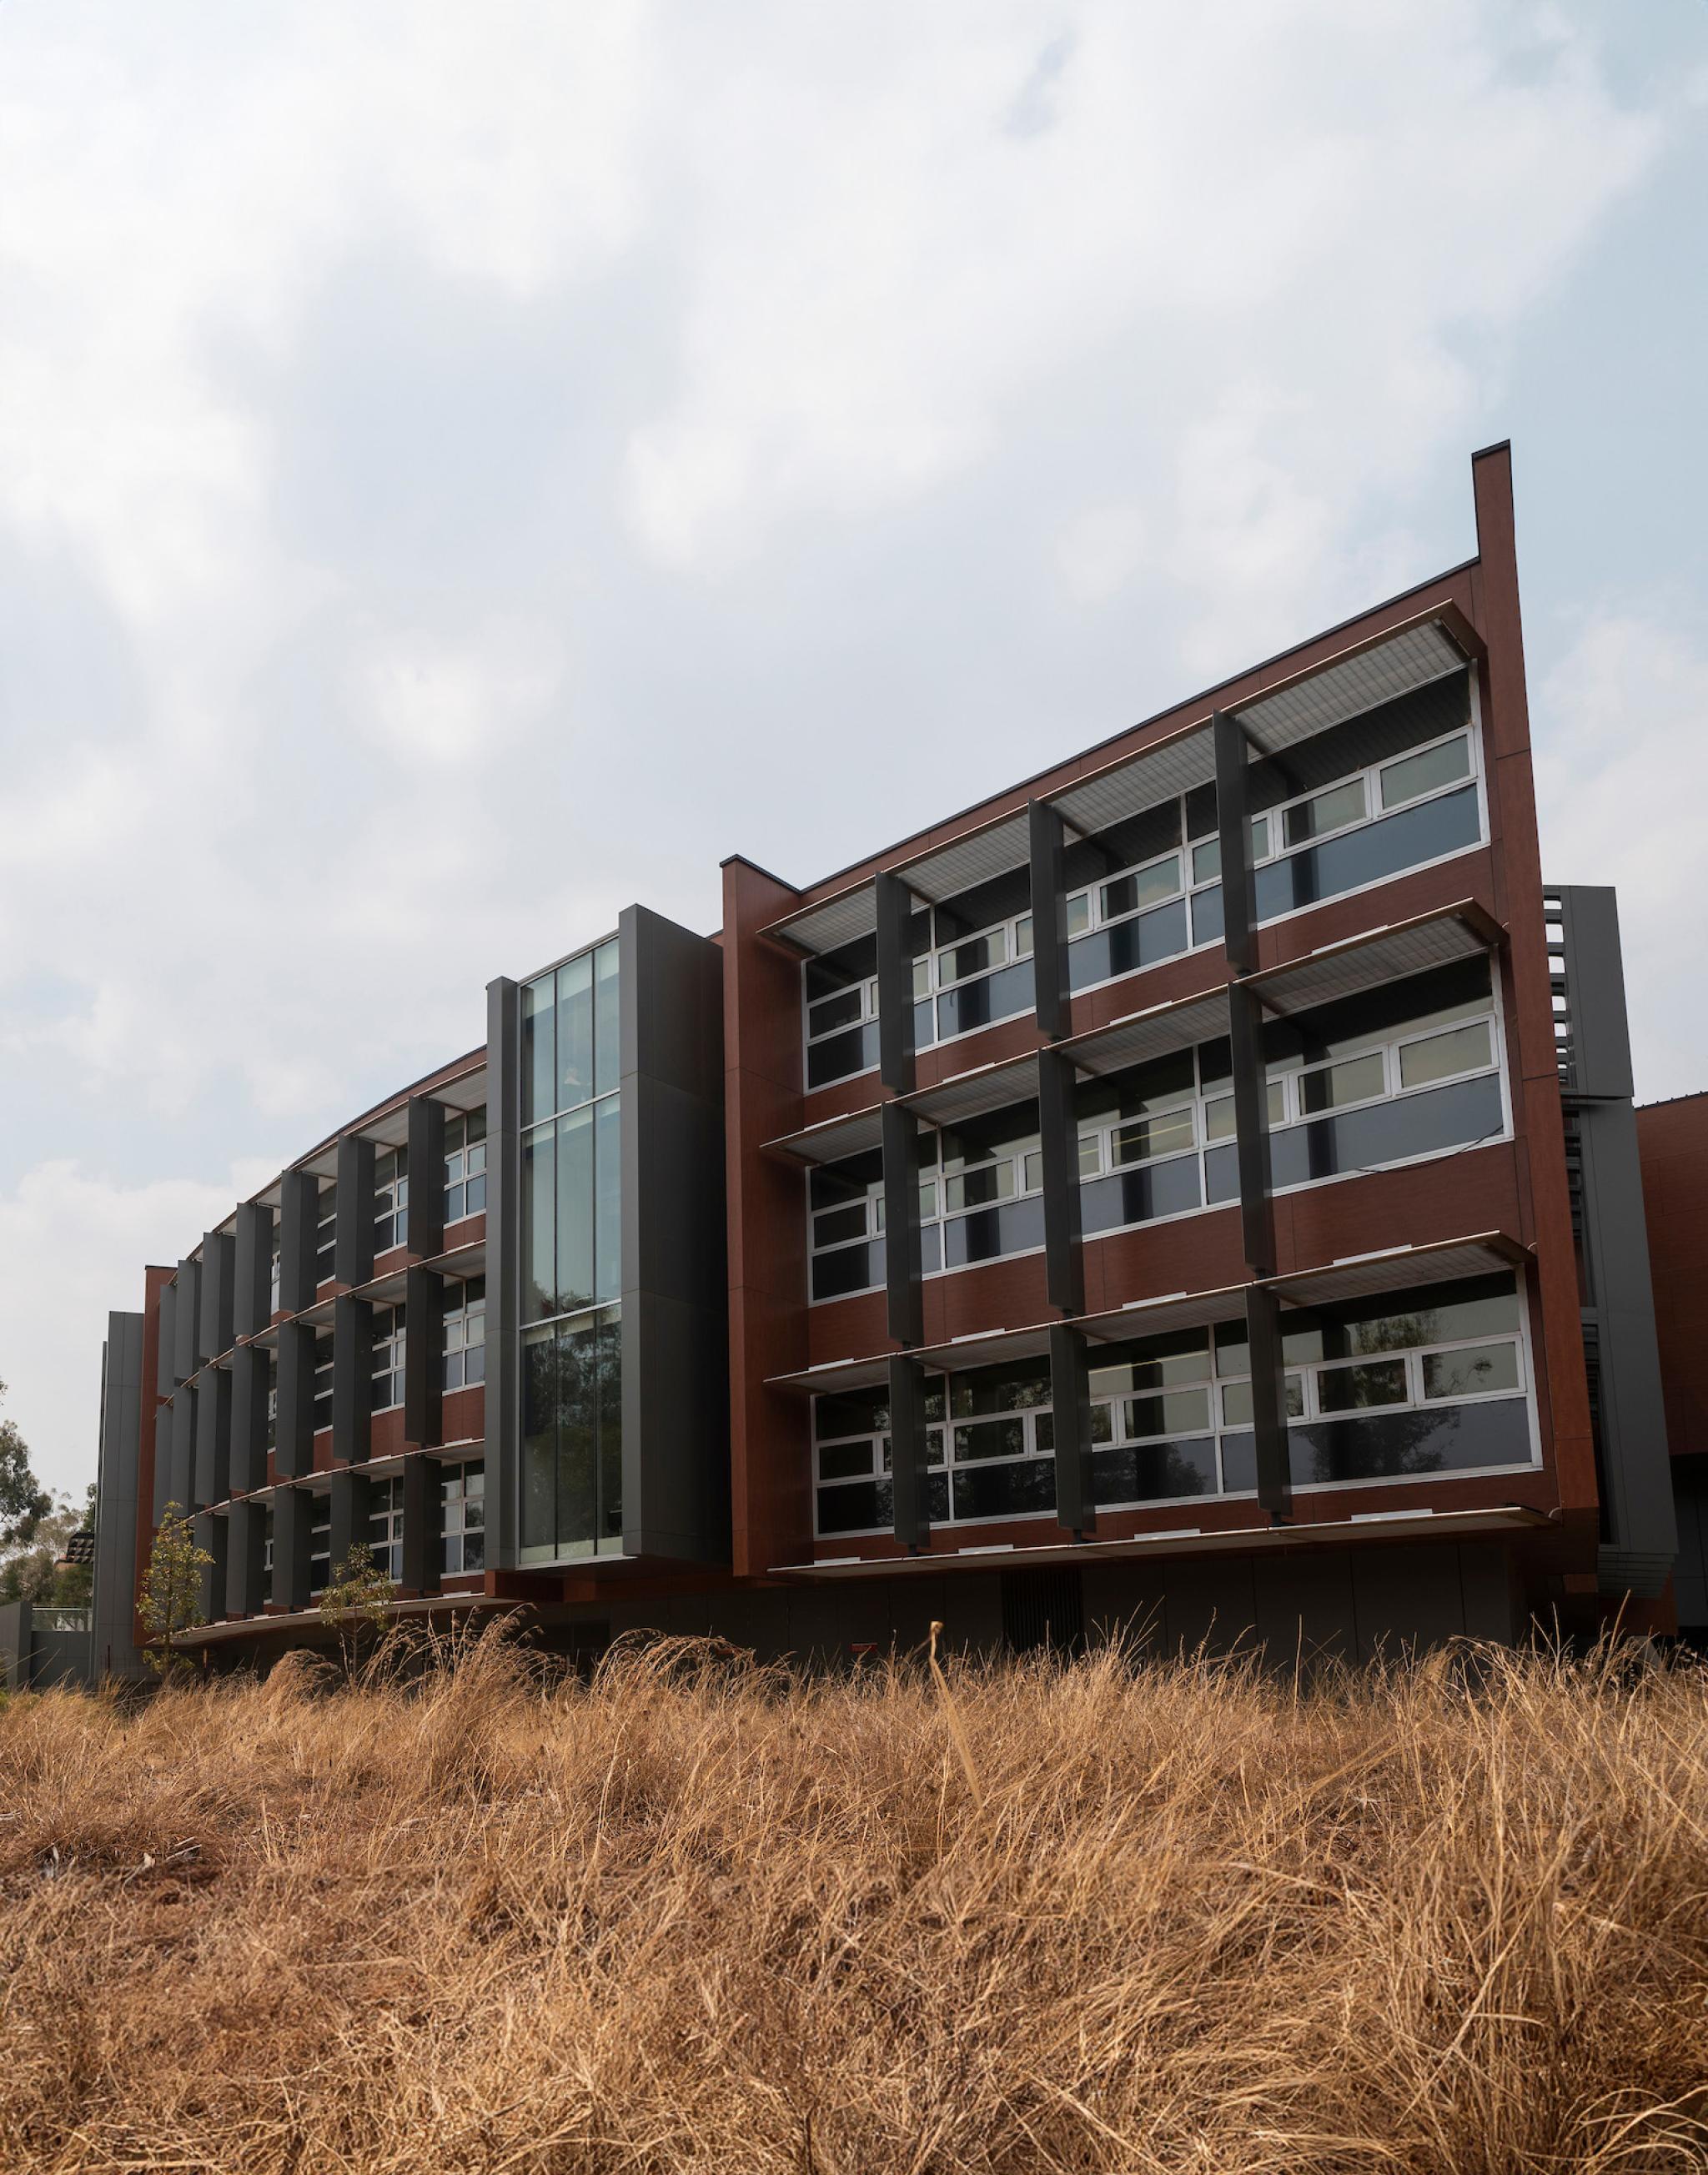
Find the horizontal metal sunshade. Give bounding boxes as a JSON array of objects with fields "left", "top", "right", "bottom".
[
  {"left": 915, "top": 1320, "right": 1057, "bottom": 1373},
  {"left": 763, "top": 610, "right": 1483, "bottom": 957},
  {"left": 906, "top": 1051, "right": 1042, "bottom": 1128},
  {"left": 1247, "top": 901, "right": 1502, "bottom": 1018},
  {"left": 1076, "top": 1280, "right": 1256, "bottom": 1344},
  {"left": 1268, "top": 1232, "right": 1529, "bottom": 1310},
  {"left": 1234, "top": 610, "right": 1479, "bottom": 758},
  {"left": 1063, "top": 986, "right": 1233, "bottom": 1076},
  {"left": 763, "top": 1103, "right": 887, "bottom": 1167},
  {"left": 765, "top": 1349, "right": 897, "bottom": 1396}
]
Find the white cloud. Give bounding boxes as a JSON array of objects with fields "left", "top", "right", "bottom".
[
  {"left": 1053, "top": 506, "right": 1148, "bottom": 607},
  {"left": 1534, "top": 606, "right": 1708, "bottom": 1103}
]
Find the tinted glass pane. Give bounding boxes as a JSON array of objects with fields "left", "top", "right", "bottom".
[
  {"left": 941, "top": 1192, "right": 1046, "bottom": 1268},
  {"left": 814, "top": 1203, "right": 868, "bottom": 1248},
  {"left": 520, "top": 1329, "right": 557, "bottom": 1549},
  {"left": 952, "top": 1458, "right": 1056, "bottom": 1521},
  {"left": 1079, "top": 1154, "right": 1201, "bottom": 1237},
  {"left": 555, "top": 1108, "right": 595, "bottom": 1315},
  {"left": 555, "top": 1319, "right": 597, "bottom": 1552},
  {"left": 810, "top": 987, "right": 863, "bottom": 1035},
  {"left": 1254, "top": 785, "right": 1480, "bottom": 920},
  {"left": 598, "top": 1312, "right": 623, "bottom": 1541},
  {"left": 953, "top": 1416, "right": 1026, "bottom": 1461},
  {"left": 1092, "top": 1437, "right": 1217, "bottom": 1507},
  {"left": 1296, "top": 1398, "right": 1530, "bottom": 1483},
  {"left": 1112, "top": 1107, "right": 1195, "bottom": 1164},
  {"left": 817, "top": 1480, "right": 885, "bottom": 1535},
  {"left": 1399, "top": 1020, "right": 1493, "bottom": 1089},
  {"left": 594, "top": 941, "right": 620, "bottom": 1098},
  {"left": 812, "top": 1239, "right": 882, "bottom": 1300},
  {"left": 1220, "top": 1374, "right": 1304, "bottom": 1427},
  {"left": 952, "top": 1360, "right": 1050, "bottom": 1417},
  {"left": 595, "top": 1095, "right": 622, "bottom": 1304},
  {"left": 1066, "top": 897, "right": 1190, "bottom": 992},
  {"left": 806, "top": 1022, "right": 878, "bottom": 1088},
  {"left": 1380, "top": 736, "right": 1469, "bottom": 809},
  {"left": 1101, "top": 855, "right": 1181, "bottom": 921},
  {"left": 1090, "top": 1330, "right": 1210, "bottom": 1395},
  {"left": 556, "top": 952, "right": 594, "bottom": 1108},
  {"left": 1317, "top": 1359, "right": 1407, "bottom": 1413},
  {"left": 1267, "top": 1072, "right": 1504, "bottom": 1189},
  {"left": 1192, "top": 884, "right": 1224, "bottom": 947},
  {"left": 521, "top": 974, "right": 555, "bottom": 1125},
  {"left": 936, "top": 957, "right": 1034, "bottom": 1041},
  {"left": 520, "top": 1127, "right": 555, "bottom": 1324},
  {"left": 1299, "top": 1051, "right": 1385, "bottom": 1114},
  {"left": 818, "top": 1440, "right": 875, "bottom": 1481},
  {"left": 816, "top": 1386, "right": 889, "bottom": 1439},
  {"left": 1423, "top": 1341, "right": 1520, "bottom": 1399},
  {"left": 1124, "top": 1387, "right": 1212, "bottom": 1439},
  {"left": 1284, "top": 777, "right": 1365, "bottom": 846}
]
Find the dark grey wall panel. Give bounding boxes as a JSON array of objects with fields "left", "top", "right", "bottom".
[
  {"left": 874, "top": 871, "right": 918, "bottom": 1096},
  {"left": 407, "top": 1096, "right": 446, "bottom": 1260},
  {"left": 277, "top": 1168, "right": 319, "bottom": 1315},
  {"left": 1038, "top": 1047, "right": 1083, "bottom": 1317},
  {"left": 1027, "top": 800, "right": 1067, "bottom": 1041},
  {"left": 232, "top": 1203, "right": 273, "bottom": 1340},
  {"left": 168, "top": 1387, "right": 196, "bottom": 1517},
  {"left": 198, "top": 1230, "right": 234, "bottom": 1363},
  {"left": 226, "top": 1498, "right": 268, "bottom": 1620},
  {"left": 331, "top": 1295, "right": 373, "bottom": 1464},
  {"left": 327, "top": 1465, "right": 371, "bottom": 1576},
  {"left": 486, "top": 976, "right": 520, "bottom": 1570},
  {"left": 334, "top": 1133, "right": 376, "bottom": 1288},
  {"left": 172, "top": 1258, "right": 199, "bottom": 1384},
  {"left": 274, "top": 1322, "right": 314, "bottom": 1481},
  {"left": 93, "top": 1311, "right": 147, "bottom": 1681},
  {"left": 193, "top": 1366, "right": 231, "bottom": 1511},
  {"left": 881, "top": 1100, "right": 923, "bottom": 1349},
  {"left": 228, "top": 1344, "right": 268, "bottom": 1496},
  {"left": 403, "top": 1264, "right": 443, "bottom": 1449},
  {"left": 888, "top": 1353, "right": 930, "bottom": 1550},
  {"left": 1048, "top": 1322, "right": 1093, "bottom": 1535},
  {"left": 272, "top": 1487, "right": 312, "bottom": 1613},
  {"left": 618, "top": 907, "right": 731, "bottom": 1567},
  {"left": 152, "top": 1404, "right": 173, "bottom": 1524},
  {"left": 402, "top": 1454, "right": 436, "bottom": 1594},
  {"left": 193, "top": 1511, "right": 229, "bottom": 1627},
  {"left": 157, "top": 1281, "right": 178, "bottom": 1393}
]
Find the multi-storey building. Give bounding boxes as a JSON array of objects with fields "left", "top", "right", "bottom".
[{"left": 84, "top": 443, "right": 1689, "bottom": 1675}]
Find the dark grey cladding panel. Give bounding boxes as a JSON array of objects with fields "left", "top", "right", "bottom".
[
  {"left": 332, "top": 1295, "right": 373, "bottom": 1464},
  {"left": 226, "top": 1498, "right": 268, "bottom": 1620},
  {"left": 404, "top": 1264, "right": 443, "bottom": 1449},
  {"left": 278, "top": 1168, "right": 319, "bottom": 1316},
  {"left": 194, "top": 1511, "right": 229, "bottom": 1627},
  {"left": 327, "top": 1465, "right": 370, "bottom": 1571},
  {"left": 193, "top": 1366, "right": 231, "bottom": 1511},
  {"left": 335, "top": 1133, "right": 376, "bottom": 1288},
  {"left": 152, "top": 1404, "right": 173, "bottom": 1524},
  {"left": 168, "top": 1387, "right": 197, "bottom": 1518},
  {"left": 272, "top": 1487, "right": 312, "bottom": 1613},
  {"left": 1555, "top": 885, "right": 1635, "bottom": 1103},
  {"left": 407, "top": 1096, "right": 446, "bottom": 1261},
  {"left": 157, "top": 1281, "right": 177, "bottom": 1392},
  {"left": 228, "top": 1344, "right": 268, "bottom": 1496},
  {"left": 485, "top": 977, "right": 520, "bottom": 1570},
  {"left": 93, "top": 1310, "right": 146, "bottom": 1681},
  {"left": 617, "top": 906, "right": 730, "bottom": 1567},
  {"left": 402, "top": 1453, "right": 437, "bottom": 1595},
  {"left": 274, "top": 1322, "right": 315, "bottom": 1481},
  {"left": 172, "top": 1258, "right": 199, "bottom": 1385},
  {"left": 198, "top": 1230, "right": 234, "bottom": 1364},
  {"left": 233, "top": 1203, "right": 273, "bottom": 1340}
]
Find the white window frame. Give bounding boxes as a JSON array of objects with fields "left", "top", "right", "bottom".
[
  {"left": 369, "top": 1475, "right": 404, "bottom": 1580},
  {"left": 312, "top": 1335, "right": 334, "bottom": 1434},
  {"left": 441, "top": 1278, "right": 486, "bottom": 1391},
  {"left": 374, "top": 1148, "right": 409, "bottom": 1254},
  {"left": 314, "top": 1182, "right": 338, "bottom": 1286},
  {"left": 811, "top": 1265, "right": 1538, "bottom": 1538},
  {"left": 370, "top": 1303, "right": 406, "bottom": 1414},
  {"left": 440, "top": 1460, "right": 485, "bottom": 1575},
  {"left": 444, "top": 1111, "right": 487, "bottom": 1226}
]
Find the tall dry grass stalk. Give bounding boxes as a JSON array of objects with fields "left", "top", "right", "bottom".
[{"left": 3, "top": 1628, "right": 1707, "bottom": 2172}]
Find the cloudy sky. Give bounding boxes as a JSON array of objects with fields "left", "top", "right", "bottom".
[{"left": 2, "top": 2, "right": 1705, "bottom": 1497}]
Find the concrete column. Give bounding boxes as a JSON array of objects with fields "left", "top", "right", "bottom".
[
  {"left": 404, "top": 1265, "right": 444, "bottom": 1449},
  {"left": 272, "top": 1486, "right": 313, "bottom": 1613},
  {"left": 228, "top": 1344, "right": 268, "bottom": 1495},
  {"left": 277, "top": 1169, "right": 319, "bottom": 1315},
  {"left": 875, "top": 871, "right": 919, "bottom": 1097},
  {"left": 194, "top": 1511, "right": 229, "bottom": 1627},
  {"left": 402, "top": 1453, "right": 438, "bottom": 1595},
  {"left": 172, "top": 1258, "right": 200, "bottom": 1384},
  {"left": 888, "top": 1353, "right": 931, "bottom": 1550},
  {"left": 198, "top": 1229, "right": 234, "bottom": 1363},
  {"left": 407, "top": 1097, "right": 446, "bottom": 1260},
  {"left": 1027, "top": 799, "right": 1070, "bottom": 1041},
  {"left": 1049, "top": 1321, "right": 1093, "bottom": 1535},
  {"left": 226, "top": 1498, "right": 268, "bottom": 1620},
  {"left": 193, "top": 1365, "right": 231, "bottom": 1509},
  {"left": 332, "top": 1294, "right": 373, "bottom": 1465},
  {"left": 274, "top": 1322, "right": 314, "bottom": 1481},
  {"left": 233, "top": 1203, "right": 273, "bottom": 1341},
  {"left": 882, "top": 1100, "right": 923, "bottom": 1349}
]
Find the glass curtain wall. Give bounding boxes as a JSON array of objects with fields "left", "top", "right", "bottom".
[{"left": 518, "top": 938, "right": 623, "bottom": 1562}]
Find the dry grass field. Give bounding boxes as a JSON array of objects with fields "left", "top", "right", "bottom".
[{"left": 3, "top": 1627, "right": 1707, "bottom": 2174}]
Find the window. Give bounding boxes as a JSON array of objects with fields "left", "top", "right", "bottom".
[
  {"left": 1203, "top": 1080, "right": 1287, "bottom": 1141},
  {"left": 1220, "top": 1374, "right": 1307, "bottom": 1427},
  {"left": 1381, "top": 735, "right": 1470, "bottom": 810},
  {"left": 264, "top": 1352, "right": 278, "bottom": 1454},
  {"left": 444, "top": 1109, "right": 487, "bottom": 1223},
  {"left": 371, "top": 1303, "right": 406, "bottom": 1414},
  {"left": 441, "top": 1464, "right": 485, "bottom": 1574},
  {"left": 1422, "top": 1341, "right": 1520, "bottom": 1400},
  {"left": 520, "top": 938, "right": 621, "bottom": 1331},
  {"left": 442, "top": 1278, "right": 485, "bottom": 1391},
  {"left": 314, "top": 1183, "right": 337, "bottom": 1285},
  {"left": 1298, "top": 1050, "right": 1386, "bottom": 1115},
  {"left": 1099, "top": 853, "right": 1182, "bottom": 923},
  {"left": 312, "top": 1333, "right": 334, "bottom": 1433},
  {"left": 1398, "top": 1019, "right": 1493, "bottom": 1090},
  {"left": 369, "top": 1477, "right": 404, "bottom": 1580},
  {"left": 268, "top": 1219, "right": 280, "bottom": 1315},
  {"left": 374, "top": 1148, "right": 408, "bottom": 1253},
  {"left": 1284, "top": 776, "right": 1367, "bottom": 848}
]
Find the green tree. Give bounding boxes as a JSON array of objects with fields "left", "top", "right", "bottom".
[
  {"left": 319, "top": 1544, "right": 398, "bottom": 1680},
  {"left": 0, "top": 1380, "right": 52, "bottom": 1550},
  {"left": 0, "top": 1484, "right": 96, "bottom": 1606},
  {"left": 139, "top": 1504, "right": 212, "bottom": 1677}
]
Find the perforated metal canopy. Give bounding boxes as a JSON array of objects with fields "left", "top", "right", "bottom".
[
  {"left": 764, "top": 1103, "right": 887, "bottom": 1167},
  {"left": 761, "top": 605, "right": 1484, "bottom": 958},
  {"left": 1245, "top": 901, "right": 1503, "bottom": 1018},
  {"left": 1267, "top": 1232, "right": 1529, "bottom": 1311}
]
